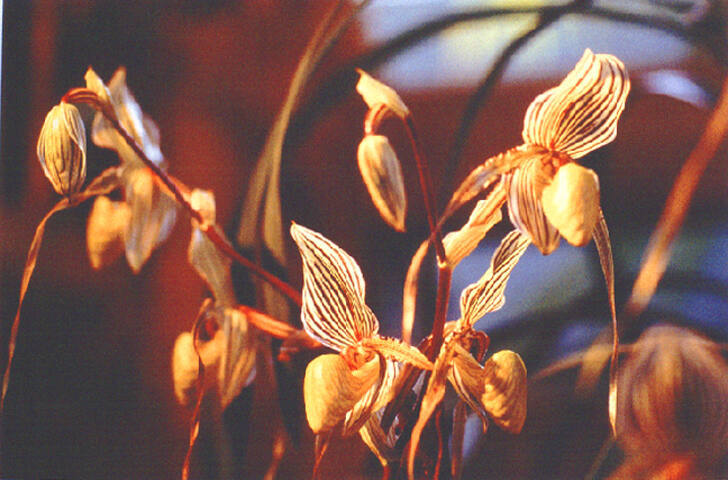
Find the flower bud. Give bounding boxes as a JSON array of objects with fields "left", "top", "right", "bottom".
[
  {"left": 356, "top": 69, "right": 410, "bottom": 119},
  {"left": 357, "top": 135, "right": 407, "bottom": 232},
  {"left": 37, "top": 102, "right": 87, "bottom": 196}
]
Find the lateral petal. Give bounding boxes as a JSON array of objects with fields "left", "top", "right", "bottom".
[{"left": 459, "top": 230, "right": 530, "bottom": 328}]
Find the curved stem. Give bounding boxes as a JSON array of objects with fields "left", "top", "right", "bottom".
[{"left": 65, "top": 88, "right": 302, "bottom": 306}]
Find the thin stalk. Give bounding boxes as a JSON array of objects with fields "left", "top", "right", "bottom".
[
  {"left": 403, "top": 115, "right": 452, "bottom": 359},
  {"left": 404, "top": 115, "right": 446, "bottom": 263},
  {"left": 64, "top": 88, "right": 302, "bottom": 306}
]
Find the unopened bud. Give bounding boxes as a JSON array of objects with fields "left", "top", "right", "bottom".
[
  {"left": 36, "top": 102, "right": 87, "bottom": 196},
  {"left": 357, "top": 135, "right": 407, "bottom": 232},
  {"left": 356, "top": 69, "right": 410, "bottom": 119}
]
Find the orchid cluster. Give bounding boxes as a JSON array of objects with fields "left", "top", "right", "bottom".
[
  {"left": 285, "top": 49, "right": 629, "bottom": 477},
  {"left": 13, "top": 45, "right": 631, "bottom": 480}
]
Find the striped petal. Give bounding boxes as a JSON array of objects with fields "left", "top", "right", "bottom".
[
  {"left": 343, "top": 359, "right": 401, "bottom": 435},
  {"left": 504, "top": 155, "right": 560, "bottom": 254},
  {"left": 443, "top": 183, "right": 505, "bottom": 267},
  {"left": 291, "top": 223, "right": 379, "bottom": 351},
  {"left": 216, "top": 307, "right": 258, "bottom": 410},
  {"left": 359, "top": 407, "right": 403, "bottom": 467},
  {"left": 522, "top": 49, "right": 630, "bottom": 160},
  {"left": 459, "top": 230, "right": 530, "bottom": 328}
]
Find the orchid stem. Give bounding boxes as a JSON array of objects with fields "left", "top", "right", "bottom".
[
  {"left": 403, "top": 115, "right": 451, "bottom": 358},
  {"left": 64, "top": 88, "right": 302, "bottom": 307}
]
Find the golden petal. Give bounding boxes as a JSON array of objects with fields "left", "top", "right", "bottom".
[
  {"left": 216, "top": 307, "right": 258, "bottom": 410},
  {"left": 481, "top": 350, "right": 527, "bottom": 434},
  {"left": 303, "top": 354, "right": 380, "bottom": 434},
  {"left": 541, "top": 163, "right": 600, "bottom": 247},
  {"left": 86, "top": 195, "right": 130, "bottom": 270},
  {"left": 357, "top": 135, "right": 407, "bottom": 232}
]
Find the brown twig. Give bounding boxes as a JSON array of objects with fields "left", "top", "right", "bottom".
[{"left": 63, "top": 88, "right": 302, "bottom": 307}]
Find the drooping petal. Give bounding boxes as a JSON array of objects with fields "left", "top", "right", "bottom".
[
  {"left": 504, "top": 155, "right": 560, "bottom": 254},
  {"left": 343, "top": 358, "right": 400, "bottom": 435},
  {"left": 459, "top": 230, "right": 530, "bottom": 329},
  {"left": 443, "top": 184, "right": 505, "bottom": 267},
  {"left": 36, "top": 102, "right": 87, "bottom": 196},
  {"left": 290, "top": 223, "right": 379, "bottom": 351},
  {"left": 89, "top": 67, "right": 165, "bottom": 168},
  {"left": 481, "top": 350, "right": 527, "bottom": 434},
  {"left": 541, "top": 162, "right": 600, "bottom": 247},
  {"left": 87, "top": 195, "right": 130, "bottom": 270},
  {"left": 303, "top": 354, "right": 380, "bottom": 434},
  {"left": 522, "top": 49, "right": 630, "bottom": 159},
  {"left": 216, "top": 307, "right": 257, "bottom": 410},
  {"left": 187, "top": 189, "right": 236, "bottom": 307},
  {"left": 357, "top": 135, "right": 407, "bottom": 231},
  {"left": 124, "top": 167, "right": 179, "bottom": 272},
  {"left": 84, "top": 67, "right": 113, "bottom": 115},
  {"left": 359, "top": 407, "right": 403, "bottom": 467},
  {"left": 356, "top": 68, "right": 410, "bottom": 119}
]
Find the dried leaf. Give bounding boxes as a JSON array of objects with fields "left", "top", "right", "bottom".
[
  {"left": 459, "top": 230, "right": 530, "bottom": 328},
  {"left": 36, "top": 102, "right": 87, "bottom": 196},
  {"left": 504, "top": 155, "right": 559, "bottom": 255},
  {"left": 355, "top": 68, "right": 410, "bottom": 119},
  {"left": 290, "top": 223, "right": 379, "bottom": 351},
  {"left": 443, "top": 184, "right": 505, "bottom": 267},
  {"left": 401, "top": 239, "right": 430, "bottom": 345},
  {"left": 541, "top": 163, "right": 600, "bottom": 247},
  {"left": 522, "top": 49, "right": 630, "bottom": 160},
  {"left": 481, "top": 350, "right": 527, "bottom": 434},
  {"left": 87, "top": 196, "right": 130, "bottom": 270},
  {"left": 123, "top": 167, "right": 179, "bottom": 273},
  {"left": 303, "top": 354, "right": 380, "bottom": 434},
  {"left": 357, "top": 135, "right": 407, "bottom": 231}
]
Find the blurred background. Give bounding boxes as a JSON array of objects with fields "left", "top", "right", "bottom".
[{"left": 2, "top": 0, "right": 728, "bottom": 478}]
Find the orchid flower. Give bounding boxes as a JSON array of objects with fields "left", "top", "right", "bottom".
[
  {"left": 408, "top": 230, "right": 531, "bottom": 478},
  {"left": 83, "top": 67, "right": 178, "bottom": 272},
  {"left": 451, "top": 49, "right": 629, "bottom": 255},
  {"left": 172, "top": 189, "right": 258, "bottom": 410},
  {"left": 290, "top": 223, "right": 432, "bottom": 436}
]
